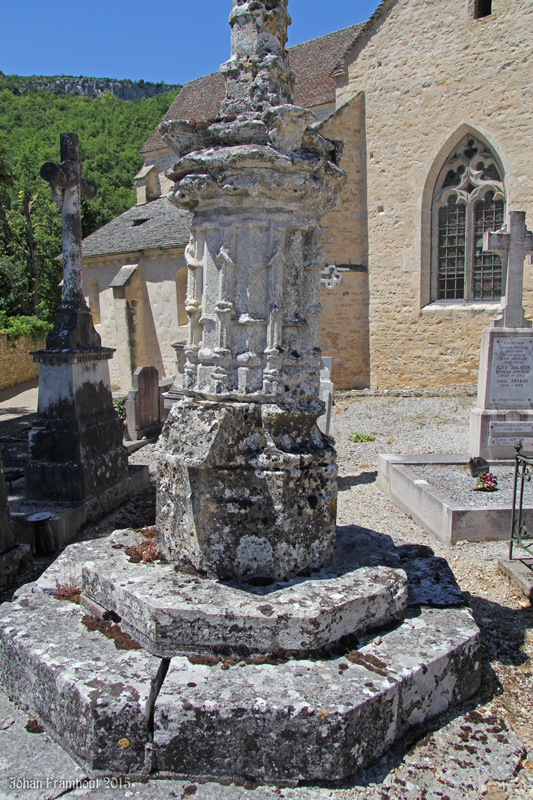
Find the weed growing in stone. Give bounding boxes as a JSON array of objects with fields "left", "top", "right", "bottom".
[
  {"left": 54, "top": 560, "right": 81, "bottom": 603},
  {"left": 349, "top": 432, "right": 376, "bottom": 443},
  {"left": 54, "top": 578, "right": 81, "bottom": 604}
]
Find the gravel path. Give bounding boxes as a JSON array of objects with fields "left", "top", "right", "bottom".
[
  {"left": 1, "top": 389, "right": 532, "bottom": 799},
  {"left": 131, "top": 389, "right": 533, "bottom": 798}
]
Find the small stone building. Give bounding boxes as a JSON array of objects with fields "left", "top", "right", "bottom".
[{"left": 82, "top": 0, "right": 533, "bottom": 390}]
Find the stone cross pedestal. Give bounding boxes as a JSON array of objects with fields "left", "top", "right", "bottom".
[
  {"left": 156, "top": 0, "right": 345, "bottom": 581},
  {"left": 470, "top": 211, "right": 533, "bottom": 459},
  {"left": 25, "top": 133, "right": 128, "bottom": 502},
  {"left": 5, "top": 6, "right": 481, "bottom": 783}
]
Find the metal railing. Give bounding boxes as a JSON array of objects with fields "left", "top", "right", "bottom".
[{"left": 510, "top": 443, "right": 533, "bottom": 560}]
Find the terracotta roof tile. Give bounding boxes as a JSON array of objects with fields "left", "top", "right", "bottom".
[{"left": 141, "top": 23, "right": 363, "bottom": 154}]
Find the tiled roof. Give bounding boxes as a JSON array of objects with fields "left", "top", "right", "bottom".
[
  {"left": 140, "top": 23, "right": 364, "bottom": 154},
  {"left": 81, "top": 197, "right": 191, "bottom": 259},
  {"left": 290, "top": 23, "right": 364, "bottom": 108}
]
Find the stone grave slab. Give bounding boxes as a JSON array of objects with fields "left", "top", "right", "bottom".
[
  {"left": 498, "top": 557, "right": 533, "bottom": 601},
  {"left": 0, "top": 451, "right": 15, "bottom": 555},
  {"left": 377, "top": 453, "right": 533, "bottom": 544},
  {"left": 80, "top": 527, "right": 408, "bottom": 656},
  {"left": 318, "top": 356, "right": 334, "bottom": 436},
  {"left": 126, "top": 366, "right": 162, "bottom": 442},
  {"left": 0, "top": 446, "right": 32, "bottom": 590}
]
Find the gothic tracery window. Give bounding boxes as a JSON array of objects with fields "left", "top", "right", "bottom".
[{"left": 431, "top": 135, "right": 505, "bottom": 302}]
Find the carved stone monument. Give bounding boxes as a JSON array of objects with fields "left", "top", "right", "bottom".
[
  {"left": 0, "top": 4, "right": 482, "bottom": 784},
  {"left": 25, "top": 133, "right": 128, "bottom": 502},
  {"left": 470, "top": 211, "right": 533, "bottom": 459},
  {"left": 156, "top": 0, "right": 345, "bottom": 580}
]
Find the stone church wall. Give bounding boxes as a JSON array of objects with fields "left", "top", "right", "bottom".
[
  {"left": 319, "top": 93, "right": 370, "bottom": 388},
  {"left": 83, "top": 250, "right": 186, "bottom": 390},
  {"left": 337, "top": 0, "right": 533, "bottom": 388}
]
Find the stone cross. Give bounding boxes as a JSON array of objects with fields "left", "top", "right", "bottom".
[
  {"left": 40, "top": 133, "right": 96, "bottom": 308},
  {"left": 484, "top": 211, "right": 533, "bottom": 329}
]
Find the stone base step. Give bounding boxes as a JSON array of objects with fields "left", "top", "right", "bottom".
[{"left": 0, "top": 565, "right": 480, "bottom": 782}]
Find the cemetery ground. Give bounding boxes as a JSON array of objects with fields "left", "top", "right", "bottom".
[{"left": 0, "top": 387, "right": 532, "bottom": 799}]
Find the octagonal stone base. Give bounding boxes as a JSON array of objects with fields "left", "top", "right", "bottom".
[
  {"left": 0, "top": 577, "right": 481, "bottom": 782},
  {"left": 81, "top": 527, "right": 408, "bottom": 656}
]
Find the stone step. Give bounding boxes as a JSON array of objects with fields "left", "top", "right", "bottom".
[
  {"left": 0, "top": 587, "right": 159, "bottom": 774},
  {"left": 81, "top": 527, "right": 408, "bottom": 656},
  {"left": 0, "top": 566, "right": 480, "bottom": 782}
]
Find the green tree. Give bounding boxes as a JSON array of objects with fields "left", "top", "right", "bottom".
[{"left": 0, "top": 77, "right": 178, "bottom": 320}]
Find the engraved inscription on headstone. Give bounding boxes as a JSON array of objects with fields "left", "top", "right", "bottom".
[
  {"left": 490, "top": 337, "right": 533, "bottom": 405},
  {"left": 489, "top": 422, "right": 533, "bottom": 434},
  {"left": 488, "top": 422, "right": 533, "bottom": 448},
  {"left": 488, "top": 436, "right": 533, "bottom": 447}
]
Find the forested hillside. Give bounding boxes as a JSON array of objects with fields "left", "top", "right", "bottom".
[{"left": 0, "top": 74, "right": 178, "bottom": 324}]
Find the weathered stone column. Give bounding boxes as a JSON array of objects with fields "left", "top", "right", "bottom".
[
  {"left": 26, "top": 133, "right": 128, "bottom": 502},
  {"left": 156, "top": 0, "right": 345, "bottom": 581}
]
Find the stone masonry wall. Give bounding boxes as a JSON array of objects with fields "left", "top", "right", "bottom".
[
  {"left": 319, "top": 94, "right": 370, "bottom": 388},
  {"left": 320, "top": 271, "right": 370, "bottom": 389},
  {"left": 338, "top": 0, "right": 533, "bottom": 389},
  {"left": 83, "top": 252, "right": 186, "bottom": 390},
  {"left": 0, "top": 334, "right": 44, "bottom": 391}
]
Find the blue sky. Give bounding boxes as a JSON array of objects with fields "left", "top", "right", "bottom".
[{"left": 1, "top": 1, "right": 381, "bottom": 85}]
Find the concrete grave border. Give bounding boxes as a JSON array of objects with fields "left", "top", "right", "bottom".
[{"left": 377, "top": 453, "right": 533, "bottom": 544}]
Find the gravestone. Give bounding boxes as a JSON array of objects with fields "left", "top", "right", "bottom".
[
  {"left": 125, "top": 366, "right": 162, "bottom": 441},
  {"left": 25, "top": 133, "right": 128, "bottom": 502},
  {"left": 0, "top": 450, "right": 32, "bottom": 589},
  {"left": 470, "top": 211, "right": 533, "bottom": 459},
  {"left": 156, "top": 0, "right": 345, "bottom": 581}
]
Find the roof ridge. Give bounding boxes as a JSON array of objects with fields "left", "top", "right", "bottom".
[
  {"left": 286, "top": 21, "right": 363, "bottom": 52},
  {"left": 332, "top": 0, "right": 397, "bottom": 76}
]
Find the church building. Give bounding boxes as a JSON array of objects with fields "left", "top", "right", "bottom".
[{"left": 81, "top": 0, "right": 533, "bottom": 390}]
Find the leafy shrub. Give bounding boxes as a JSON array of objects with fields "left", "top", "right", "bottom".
[{"left": 0, "top": 312, "right": 51, "bottom": 341}]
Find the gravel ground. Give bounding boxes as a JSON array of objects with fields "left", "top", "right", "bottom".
[
  {"left": 1, "top": 388, "right": 532, "bottom": 799},
  {"left": 329, "top": 389, "right": 533, "bottom": 798},
  {"left": 407, "top": 463, "right": 524, "bottom": 508},
  {"left": 132, "top": 388, "right": 533, "bottom": 798}
]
